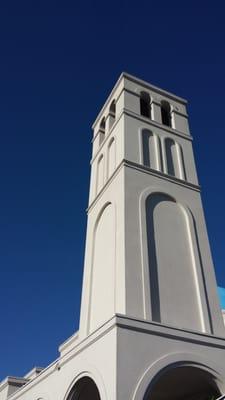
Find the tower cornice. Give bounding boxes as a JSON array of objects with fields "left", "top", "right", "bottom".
[{"left": 92, "top": 72, "right": 188, "bottom": 130}]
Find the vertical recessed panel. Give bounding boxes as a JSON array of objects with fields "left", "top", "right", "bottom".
[
  {"left": 142, "top": 130, "right": 157, "bottom": 169},
  {"left": 108, "top": 139, "right": 116, "bottom": 178},
  {"left": 96, "top": 156, "right": 104, "bottom": 193},
  {"left": 165, "top": 139, "right": 180, "bottom": 177},
  {"left": 89, "top": 204, "right": 115, "bottom": 331},
  {"left": 146, "top": 193, "right": 203, "bottom": 331}
]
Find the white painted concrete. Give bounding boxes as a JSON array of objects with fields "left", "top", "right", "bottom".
[{"left": 1, "top": 73, "right": 225, "bottom": 400}]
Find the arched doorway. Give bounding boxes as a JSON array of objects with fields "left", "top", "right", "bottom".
[
  {"left": 68, "top": 377, "right": 101, "bottom": 400},
  {"left": 144, "top": 365, "right": 220, "bottom": 400}
]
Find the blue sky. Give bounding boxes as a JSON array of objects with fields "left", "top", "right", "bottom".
[
  {"left": 0, "top": 0, "right": 225, "bottom": 381},
  {"left": 218, "top": 288, "right": 225, "bottom": 309}
]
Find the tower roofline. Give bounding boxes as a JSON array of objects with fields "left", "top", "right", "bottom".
[{"left": 92, "top": 72, "right": 188, "bottom": 129}]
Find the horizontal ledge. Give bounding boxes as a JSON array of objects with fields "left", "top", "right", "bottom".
[
  {"left": 115, "top": 314, "right": 225, "bottom": 349},
  {"left": 6, "top": 314, "right": 225, "bottom": 400},
  {"left": 123, "top": 109, "right": 192, "bottom": 140},
  {"left": 123, "top": 160, "right": 200, "bottom": 191},
  {"left": 87, "top": 159, "right": 201, "bottom": 213},
  {"left": 92, "top": 72, "right": 187, "bottom": 129},
  {"left": 91, "top": 107, "right": 192, "bottom": 165},
  {"left": 0, "top": 377, "right": 28, "bottom": 392}
]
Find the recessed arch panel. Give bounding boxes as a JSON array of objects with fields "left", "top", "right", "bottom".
[
  {"left": 89, "top": 203, "right": 115, "bottom": 332},
  {"left": 108, "top": 138, "right": 116, "bottom": 178},
  {"left": 96, "top": 155, "right": 104, "bottom": 194},
  {"left": 164, "top": 138, "right": 179, "bottom": 177},
  {"left": 145, "top": 193, "right": 203, "bottom": 331},
  {"left": 142, "top": 130, "right": 158, "bottom": 170}
]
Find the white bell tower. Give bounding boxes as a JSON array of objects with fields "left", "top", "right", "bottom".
[
  {"left": 79, "top": 72, "right": 224, "bottom": 339},
  {"left": 2, "top": 73, "right": 225, "bottom": 400}
]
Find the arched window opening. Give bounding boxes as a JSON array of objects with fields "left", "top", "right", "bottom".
[
  {"left": 144, "top": 365, "right": 220, "bottom": 400},
  {"left": 161, "top": 100, "right": 171, "bottom": 127},
  {"left": 100, "top": 117, "right": 106, "bottom": 130},
  {"left": 109, "top": 99, "right": 116, "bottom": 116},
  {"left": 67, "top": 377, "right": 101, "bottom": 400},
  {"left": 99, "top": 117, "right": 106, "bottom": 146},
  {"left": 109, "top": 100, "right": 116, "bottom": 129},
  {"left": 140, "top": 91, "right": 151, "bottom": 118}
]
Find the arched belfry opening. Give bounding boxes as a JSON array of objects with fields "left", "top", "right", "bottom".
[
  {"left": 161, "top": 100, "right": 171, "bottom": 127},
  {"left": 144, "top": 365, "right": 220, "bottom": 400},
  {"left": 108, "top": 99, "right": 116, "bottom": 130},
  {"left": 109, "top": 99, "right": 116, "bottom": 116},
  {"left": 140, "top": 91, "right": 151, "bottom": 118},
  {"left": 99, "top": 117, "right": 106, "bottom": 146},
  {"left": 68, "top": 377, "right": 101, "bottom": 400}
]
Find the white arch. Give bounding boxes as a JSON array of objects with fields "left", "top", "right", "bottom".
[
  {"left": 132, "top": 352, "right": 225, "bottom": 400},
  {"left": 107, "top": 100, "right": 116, "bottom": 131},
  {"left": 139, "top": 128, "right": 161, "bottom": 171},
  {"left": 107, "top": 137, "right": 116, "bottom": 178},
  {"left": 35, "top": 395, "right": 50, "bottom": 400},
  {"left": 87, "top": 202, "right": 116, "bottom": 333},
  {"left": 63, "top": 367, "right": 108, "bottom": 400},
  {"left": 139, "top": 187, "right": 212, "bottom": 333},
  {"left": 96, "top": 154, "right": 105, "bottom": 194},
  {"left": 161, "top": 136, "right": 185, "bottom": 179}
]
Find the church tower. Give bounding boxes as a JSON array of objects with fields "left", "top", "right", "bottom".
[
  {"left": 2, "top": 73, "right": 225, "bottom": 400},
  {"left": 79, "top": 72, "right": 224, "bottom": 339}
]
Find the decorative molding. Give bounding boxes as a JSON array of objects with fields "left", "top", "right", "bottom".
[
  {"left": 59, "top": 331, "right": 79, "bottom": 355},
  {"left": 92, "top": 73, "right": 187, "bottom": 129},
  {"left": 4, "top": 312, "right": 225, "bottom": 400},
  {"left": 123, "top": 109, "right": 192, "bottom": 140},
  {"left": 87, "top": 158, "right": 201, "bottom": 214},
  {"left": 0, "top": 378, "right": 28, "bottom": 393}
]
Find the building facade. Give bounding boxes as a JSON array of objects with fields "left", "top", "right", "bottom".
[{"left": 1, "top": 73, "right": 225, "bottom": 400}]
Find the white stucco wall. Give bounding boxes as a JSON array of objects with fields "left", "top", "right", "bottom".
[{"left": 2, "top": 73, "right": 225, "bottom": 400}]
